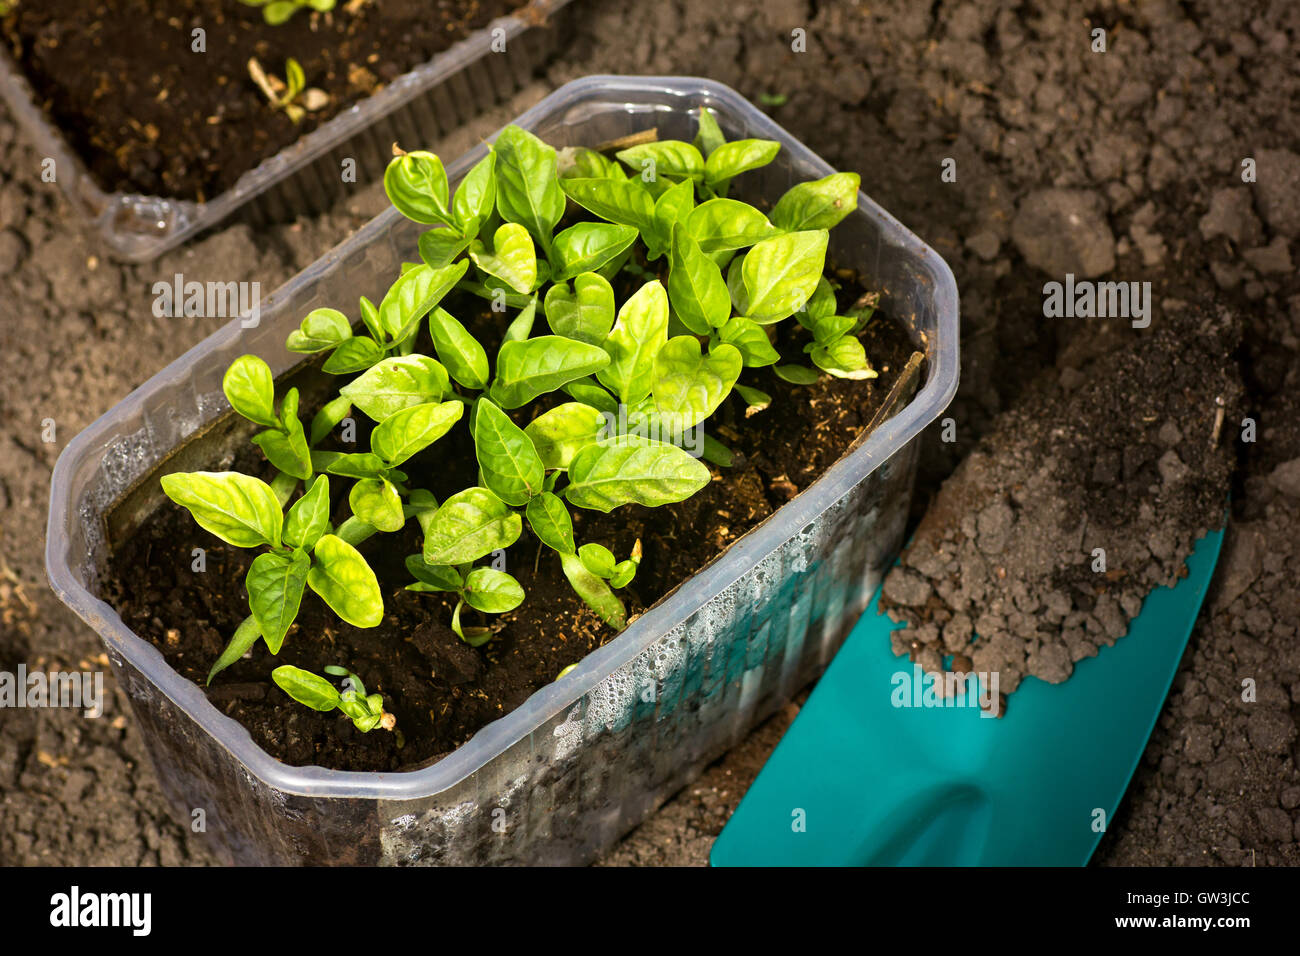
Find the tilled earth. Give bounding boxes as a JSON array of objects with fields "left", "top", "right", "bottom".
[{"left": 2, "top": 0, "right": 1298, "bottom": 866}]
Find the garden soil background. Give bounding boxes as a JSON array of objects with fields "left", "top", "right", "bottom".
[{"left": 2, "top": 0, "right": 1299, "bottom": 866}]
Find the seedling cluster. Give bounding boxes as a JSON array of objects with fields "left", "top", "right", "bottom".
[{"left": 162, "top": 108, "right": 878, "bottom": 727}]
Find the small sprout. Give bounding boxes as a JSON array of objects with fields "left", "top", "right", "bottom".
[
  {"left": 248, "top": 57, "right": 330, "bottom": 124},
  {"left": 556, "top": 663, "right": 579, "bottom": 680},
  {"left": 273, "top": 665, "right": 395, "bottom": 733},
  {"left": 758, "top": 92, "right": 789, "bottom": 107},
  {"left": 239, "top": 0, "right": 336, "bottom": 26}
]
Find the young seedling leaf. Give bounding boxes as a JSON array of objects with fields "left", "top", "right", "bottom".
[
  {"left": 272, "top": 665, "right": 343, "bottom": 711},
  {"left": 685, "top": 198, "right": 779, "bottom": 254},
  {"left": 418, "top": 228, "right": 472, "bottom": 268},
  {"left": 523, "top": 402, "right": 609, "bottom": 470},
  {"left": 525, "top": 492, "right": 576, "bottom": 554},
  {"left": 565, "top": 436, "right": 712, "bottom": 513},
  {"left": 348, "top": 477, "right": 405, "bottom": 533},
  {"left": 246, "top": 549, "right": 310, "bottom": 653},
  {"left": 404, "top": 554, "right": 462, "bottom": 592},
  {"left": 469, "top": 222, "right": 538, "bottom": 295},
  {"left": 559, "top": 551, "right": 626, "bottom": 630},
  {"left": 371, "top": 400, "right": 464, "bottom": 466},
  {"left": 692, "top": 108, "right": 726, "bottom": 158},
  {"left": 473, "top": 399, "right": 545, "bottom": 506},
  {"left": 543, "top": 273, "right": 616, "bottom": 347},
  {"left": 378, "top": 260, "right": 469, "bottom": 341},
  {"left": 810, "top": 335, "right": 877, "bottom": 380},
  {"left": 422, "top": 486, "right": 522, "bottom": 566},
  {"left": 770, "top": 171, "right": 861, "bottom": 231},
  {"left": 283, "top": 474, "right": 331, "bottom": 550},
  {"left": 578, "top": 542, "right": 616, "bottom": 578},
  {"left": 207, "top": 614, "right": 262, "bottom": 685},
  {"left": 339, "top": 355, "right": 449, "bottom": 422},
  {"left": 307, "top": 534, "right": 383, "bottom": 628},
  {"left": 615, "top": 140, "right": 704, "bottom": 182},
  {"left": 667, "top": 223, "right": 731, "bottom": 334},
  {"left": 596, "top": 279, "right": 669, "bottom": 406},
  {"left": 323, "top": 451, "right": 389, "bottom": 479},
  {"left": 559, "top": 177, "right": 657, "bottom": 235},
  {"left": 286, "top": 309, "right": 352, "bottom": 354},
  {"left": 428, "top": 307, "right": 491, "bottom": 390},
  {"left": 774, "top": 364, "right": 821, "bottom": 385},
  {"left": 491, "top": 335, "right": 610, "bottom": 409},
  {"left": 552, "top": 222, "right": 639, "bottom": 281},
  {"left": 322, "top": 335, "right": 384, "bottom": 374},
  {"left": 384, "top": 150, "right": 452, "bottom": 225},
  {"left": 741, "top": 229, "right": 829, "bottom": 324},
  {"left": 161, "top": 472, "right": 282, "bottom": 549},
  {"left": 718, "top": 316, "right": 780, "bottom": 367},
  {"left": 462, "top": 567, "right": 525, "bottom": 614},
  {"left": 309, "top": 396, "right": 352, "bottom": 446},
  {"left": 703, "top": 138, "right": 780, "bottom": 188},
  {"left": 493, "top": 125, "right": 565, "bottom": 250},
  {"left": 452, "top": 150, "right": 497, "bottom": 237},
  {"left": 223, "top": 354, "right": 278, "bottom": 428}
]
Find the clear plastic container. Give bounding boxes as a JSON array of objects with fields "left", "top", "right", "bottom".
[
  {"left": 0, "top": 0, "right": 576, "bottom": 263},
  {"left": 45, "top": 76, "right": 960, "bottom": 865}
]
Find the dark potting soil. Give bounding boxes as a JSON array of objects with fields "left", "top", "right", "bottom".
[
  {"left": 102, "top": 298, "right": 916, "bottom": 772},
  {"left": 0, "top": 0, "right": 529, "bottom": 201}
]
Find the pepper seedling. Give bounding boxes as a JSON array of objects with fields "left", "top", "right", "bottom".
[
  {"left": 272, "top": 664, "right": 396, "bottom": 732},
  {"left": 248, "top": 56, "right": 329, "bottom": 123},
  {"left": 239, "top": 0, "right": 335, "bottom": 26},
  {"left": 163, "top": 107, "right": 881, "bottom": 725}
]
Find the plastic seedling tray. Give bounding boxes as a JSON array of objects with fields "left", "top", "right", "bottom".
[
  {"left": 0, "top": 0, "right": 576, "bottom": 263},
  {"left": 45, "top": 75, "right": 959, "bottom": 866}
]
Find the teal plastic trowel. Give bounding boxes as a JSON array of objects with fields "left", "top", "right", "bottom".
[{"left": 710, "top": 526, "right": 1225, "bottom": 866}]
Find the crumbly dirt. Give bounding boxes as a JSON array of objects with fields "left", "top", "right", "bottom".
[
  {"left": 2, "top": 0, "right": 1300, "bottom": 866},
  {"left": 879, "top": 308, "right": 1242, "bottom": 711},
  {"left": 0, "top": 0, "right": 526, "bottom": 201}
]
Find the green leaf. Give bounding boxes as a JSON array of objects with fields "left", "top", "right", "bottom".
[
  {"left": 525, "top": 492, "right": 575, "bottom": 554},
  {"left": 565, "top": 436, "right": 712, "bottom": 513},
  {"left": 503, "top": 293, "right": 538, "bottom": 344},
  {"left": 384, "top": 150, "right": 452, "bottom": 225},
  {"left": 493, "top": 125, "right": 564, "bottom": 250},
  {"left": 491, "top": 335, "right": 610, "bottom": 409},
  {"left": 804, "top": 275, "right": 838, "bottom": 322},
  {"left": 774, "top": 364, "right": 820, "bottom": 385},
  {"left": 451, "top": 600, "right": 494, "bottom": 646},
  {"left": 404, "top": 554, "right": 463, "bottom": 592},
  {"left": 609, "top": 558, "right": 638, "bottom": 589},
  {"left": 473, "top": 399, "right": 545, "bottom": 506},
  {"left": 252, "top": 395, "right": 311, "bottom": 481},
  {"left": 323, "top": 452, "right": 388, "bottom": 479},
  {"left": 552, "top": 222, "right": 638, "bottom": 281},
  {"left": 734, "top": 383, "right": 772, "bottom": 410},
  {"left": 667, "top": 223, "right": 731, "bottom": 334},
  {"left": 558, "top": 177, "right": 657, "bottom": 235},
  {"left": 452, "top": 150, "right": 497, "bottom": 236},
  {"left": 378, "top": 260, "right": 469, "bottom": 341},
  {"left": 428, "top": 308, "right": 490, "bottom": 390},
  {"left": 418, "top": 228, "right": 471, "bottom": 268},
  {"left": 718, "top": 316, "right": 780, "bottom": 367},
  {"left": 349, "top": 477, "right": 405, "bottom": 532},
  {"left": 307, "top": 534, "right": 383, "bottom": 628},
  {"left": 810, "top": 335, "right": 877, "bottom": 380},
  {"left": 371, "top": 400, "right": 463, "bottom": 466},
  {"left": 322, "top": 336, "right": 384, "bottom": 374},
  {"left": 703, "top": 139, "right": 780, "bottom": 187},
  {"left": 462, "top": 567, "right": 525, "bottom": 614},
  {"left": 578, "top": 542, "right": 615, "bottom": 578},
  {"left": 558, "top": 146, "right": 626, "bottom": 180},
  {"left": 741, "top": 230, "right": 829, "bottom": 323},
  {"left": 692, "top": 108, "right": 726, "bottom": 158},
  {"left": 596, "top": 279, "right": 668, "bottom": 406},
  {"left": 615, "top": 140, "right": 704, "bottom": 182},
  {"left": 523, "top": 402, "right": 608, "bottom": 470},
  {"left": 469, "top": 222, "right": 537, "bottom": 295},
  {"left": 422, "top": 487, "right": 522, "bottom": 566},
  {"left": 284, "top": 58, "right": 305, "bottom": 99},
  {"left": 272, "top": 665, "right": 342, "bottom": 712},
  {"left": 559, "top": 551, "right": 626, "bottom": 629},
  {"left": 283, "top": 474, "right": 331, "bottom": 550},
  {"left": 685, "top": 198, "right": 779, "bottom": 254},
  {"left": 544, "top": 273, "right": 615, "bottom": 347},
  {"left": 246, "top": 549, "right": 310, "bottom": 653},
  {"left": 206, "top": 615, "right": 261, "bottom": 685},
  {"left": 800, "top": 311, "right": 857, "bottom": 345},
  {"left": 646, "top": 179, "right": 696, "bottom": 259},
  {"left": 286, "top": 309, "right": 352, "bottom": 354},
  {"left": 222, "top": 355, "right": 278, "bottom": 428},
  {"left": 652, "top": 337, "right": 743, "bottom": 432},
  {"left": 340, "top": 355, "right": 449, "bottom": 422},
  {"left": 161, "top": 472, "right": 282, "bottom": 548},
  {"left": 309, "top": 396, "right": 352, "bottom": 447},
  {"left": 770, "top": 171, "right": 861, "bottom": 231},
  {"left": 359, "top": 296, "right": 383, "bottom": 343},
  {"left": 563, "top": 379, "right": 620, "bottom": 415}
]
